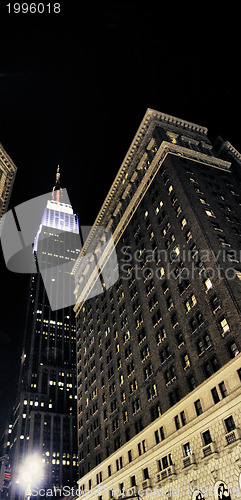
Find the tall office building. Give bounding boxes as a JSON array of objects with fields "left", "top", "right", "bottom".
[
  {"left": 73, "top": 109, "right": 241, "bottom": 494},
  {"left": 8, "top": 169, "right": 80, "bottom": 499},
  {"left": 0, "top": 143, "right": 17, "bottom": 218},
  {"left": 0, "top": 145, "right": 17, "bottom": 498}
]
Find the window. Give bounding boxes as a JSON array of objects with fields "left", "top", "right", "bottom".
[
  {"left": 114, "top": 436, "right": 121, "bottom": 451},
  {"left": 211, "top": 387, "right": 220, "bottom": 404},
  {"left": 132, "top": 397, "right": 140, "bottom": 414},
  {"left": 160, "top": 344, "right": 171, "bottom": 363},
  {"left": 204, "top": 278, "right": 213, "bottom": 291},
  {"left": 138, "top": 327, "right": 146, "bottom": 344},
  {"left": 194, "top": 399, "right": 203, "bottom": 416},
  {"left": 180, "top": 217, "right": 187, "bottom": 229},
  {"left": 169, "top": 388, "right": 181, "bottom": 406},
  {"left": 138, "top": 439, "right": 146, "bottom": 456},
  {"left": 134, "top": 418, "right": 143, "bottom": 434},
  {"left": 144, "top": 363, "right": 153, "bottom": 380},
  {"left": 180, "top": 410, "right": 186, "bottom": 426},
  {"left": 205, "top": 209, "right": 215, "bottom": 218},
  {"left": 219, "top": 317, "right": 230, "bottom": 335},
  {"left": 108, "top": 465, "right": 111, "bottom": 477},
  {"left": 140, "top": 344, "right": 150, "bottom": 361},
  {"left": 187, "top": 374, "right": 196, "bottom": 391},
  {"left": 182, "top": 353, "right": 190, "bottom": 370},
  {"left": 116, "top": 456, "right": 123, "bottom": 471},
  {"left": 228, "top": 341, "right": 240, "bottom": 358},
  {"left": 185, "top": 294, "right": 197, "bottom": 312},
  {"left": 158, "top": 454, "right": 173, "bottom": 471},
  {"left": 164, "top": 365, "right": 176, "bottom": 384},
  {"left": 197, "top": 332, "right": 212, "bottom": 355},
  {"left": 143, "top": 467, "right": 149, "bottom": 480},
  {"left": 128, "top": 450, "right": 132, "bottom": 463},
  {"left": 174, "top": 415, "right": 180, "bottom": 430},
  {"left": 224, "top": 416, "right": 236, "bottom": 433},
  {"left": 176, "top": 330, "right": 184, "bottom": 348},
  {"left": 202, "top": 430, "right": 212, "bottom": 446},
  {"left": 130, "top": 475, "right": 136, "bottom": 487},
  {"left": 129, "top": 379, "right": 138, "bottom": 393},
  {"left": 127, "top": 360, "right": 135, "bottom": 376},
  {"left": 147, "top": 384, "right": 157, "bottom": 400},
  {"left": 210, "top": 295, "right": 220, "bottom": 313},
  {"left": 155, "top": 426, "right": 165, "bottom": 443},
  {"left": 219, "top": 381, "right": 228, "bottom": 398},
  {"left": 112, "top": 416, "right": 119, "bottom": 432},
  {"left": 156, "top": 327, "right": 166, "bottom": 344},
  {"left": 96, "top": 472, "right": 102, "bottom": 484},
  {"left": 183, "top": 442, "right": 192, "bottom": 456}
]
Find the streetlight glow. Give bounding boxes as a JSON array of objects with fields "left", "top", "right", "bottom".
[{"left": 17, "top": 453, "right": 44, "bottom": 497}]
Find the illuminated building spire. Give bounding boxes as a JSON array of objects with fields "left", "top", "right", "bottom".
[{"left": 52, "top": 165, "right": 61, "bottom": 202}]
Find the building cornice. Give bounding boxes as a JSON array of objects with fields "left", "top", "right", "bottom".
[{"left": 73, "top": 141, "right": 231, "bottom": 310}]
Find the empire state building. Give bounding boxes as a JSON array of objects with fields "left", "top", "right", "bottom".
[{"left": 8, "top": 168, "right": 80, "bottom": 499}]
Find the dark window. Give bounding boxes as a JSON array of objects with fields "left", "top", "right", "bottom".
[
  {"left": 143, "top": 468, "right": 149, "bottom": 480},
  {"left": 180, "top": 410, "right": 186, "bottom": 426},
  {"left": 224, "top": 416, "right": 236, "bottom": 433},
  {"left": 219, "top": 381, "right": 228, "bottom": 398},
  {"left": 130, "top": 476, "right": 136, "bottom": 487},
  {"left": 211, "top": 387, "right": 220, "bottom": 404},
  {"left": 187, "top": 375, "right": 196, "bottom": 391},
  {"left": 228, "top": 341, "right": 240, "bottom": 358},
  {"left": 155, "top": 430, "right": 159, "bottom": 444},
  {"left": 202, "top": 430, "right": 212, "bottom": 446},
  {"left": 194, "top": 399, "right": 203, "bottom": 416},
  {"left": 174, "top": 415, "right": 180, "bottom": 430},
  {"left": 160, "top": 426, "right": 165, "bottom": 440}
]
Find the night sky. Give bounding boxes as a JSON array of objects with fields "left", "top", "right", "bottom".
[{"left": 0, "top": 3, "right": 239, "bottom": 436}]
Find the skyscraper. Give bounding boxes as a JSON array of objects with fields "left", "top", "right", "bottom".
[
  {"left": 0, "top": 144, "right": 17, "bottom": 498},
  {"left": 8, "top": 169, "right": 80, "bottom": 499},
  {"left": 73, "top": 109, "right": 241, "bottom": 493},
  {"left": 0, "top": 143, "right": 17, "bottom": 218}
]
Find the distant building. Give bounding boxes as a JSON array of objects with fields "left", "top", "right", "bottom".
[
  {"left": 0, "top": 144, "right": 17, "bottom": 499},
  {"left": 0, "top": 143, "right": 17, "bottom": 218},
  {"left": 73, "top": 109, "right": 241, "bottom": 494},
  {"left": 8, "top": 169, "right": 79, "bottom": 499}
]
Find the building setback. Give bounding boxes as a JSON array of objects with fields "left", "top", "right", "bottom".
[
  {"left": 7, "top": 170, "right": 80, "bottom": 499},
  {"left": 73, "top": 109, "right": 241, "bottom": 482}
]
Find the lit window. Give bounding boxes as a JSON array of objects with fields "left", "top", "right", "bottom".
[
  {"left": 235, "top": 270, "right": 241, "bottom": 280},
  {"left": 181, "top": 218, "right": 187, "bottom": 229},
  {"left": 220, "top": 318, "right": 230, "bottom": 335},
  {"left": 205, "top": 210, "right": 215, "bottom": 218},
  {"left": 205, "top": 278, "right": 213, "bottom": 290}
]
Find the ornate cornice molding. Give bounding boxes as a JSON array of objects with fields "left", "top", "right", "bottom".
[{"left": 73, "top": 140, "right": 231, "bottom": 310}]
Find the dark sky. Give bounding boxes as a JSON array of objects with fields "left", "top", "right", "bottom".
[{"left": 0, "top": 3, "right": 239, "bottom": 435}]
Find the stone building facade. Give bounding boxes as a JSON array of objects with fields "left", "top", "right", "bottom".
[
  {"left": 75, "top": 355, "right": 241, "bottom": 500},
  {"left": 73, "top": 109, "right": 241, "bottom": 480}
]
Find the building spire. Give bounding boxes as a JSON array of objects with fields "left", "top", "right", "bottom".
[{"left": 52, "top": 165, "right": 61, "bottom": 202}]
